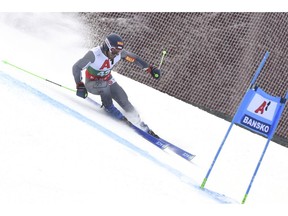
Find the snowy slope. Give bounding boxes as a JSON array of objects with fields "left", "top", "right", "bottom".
[{"left": 0, "top": 13, "right": 288, "bottom": 215}]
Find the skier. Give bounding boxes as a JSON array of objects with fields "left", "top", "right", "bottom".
[{"left": 72, "top": 33, "right": 161, "bottom": 137}]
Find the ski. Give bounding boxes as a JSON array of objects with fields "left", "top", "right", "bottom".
[
  {"left": 86, "top": 97, "right": 196, "bottom": 161},
  {"left": 126, "top": 120, "right": 196, "bottom": 162},
  {"left": 129, "top": 123, "right": 169, "bottom": 150},
  {"left": 158, "top": 137, "right": 196, "bottom": 161}
]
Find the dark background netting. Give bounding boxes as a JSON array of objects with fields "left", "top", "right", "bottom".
[{"left": 76, "top": 12, "right": 288, "bottom": 147}]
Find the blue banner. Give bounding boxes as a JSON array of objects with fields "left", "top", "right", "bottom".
[{"left": 234, "top": 87, "right": 283, "bottom": 138}]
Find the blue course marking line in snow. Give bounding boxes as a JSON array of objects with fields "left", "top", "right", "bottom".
[
  {"left": 0, "top": 70, "right": 236, "bottom": 203},
  {"left": 0, "top": 70, "right": 145, "bottom": 154}
]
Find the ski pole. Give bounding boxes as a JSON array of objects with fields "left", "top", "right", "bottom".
[
  {"left": 158, "top": 50, "right": 167, "bottom": 69},
  {"left": 2, "top": 60, "right": 113, "bottom": 108},
  {"left": 2, "top": 60, "right": 76, "bottom": 92}
]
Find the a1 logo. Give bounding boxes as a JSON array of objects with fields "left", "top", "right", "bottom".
[{"left": 254, "top": 100, "right": 271, "bottom": 114}]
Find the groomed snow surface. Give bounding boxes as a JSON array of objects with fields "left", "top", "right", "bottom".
[{"left": 0, "top": 13, "right": 287, "bottom": 215}]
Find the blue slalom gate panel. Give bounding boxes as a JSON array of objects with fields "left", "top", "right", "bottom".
[{"left": 234, "top": 86, "right": 284, "bottom": 138}]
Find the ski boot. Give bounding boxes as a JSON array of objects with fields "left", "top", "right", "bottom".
[{"left": 140, "top": 122, "right": 159, "bottom": 138}]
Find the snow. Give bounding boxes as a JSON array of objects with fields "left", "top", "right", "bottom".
[{"left": 0, "top": 13, "right": 287, "bottom": 215}]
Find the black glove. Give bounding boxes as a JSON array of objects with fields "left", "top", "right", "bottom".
[
  {"left": 76, "top": 82, "right": 88, "bottom": 99},
  {"left": 146, "top": 65, "right": 161, "bottom": 79}
]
